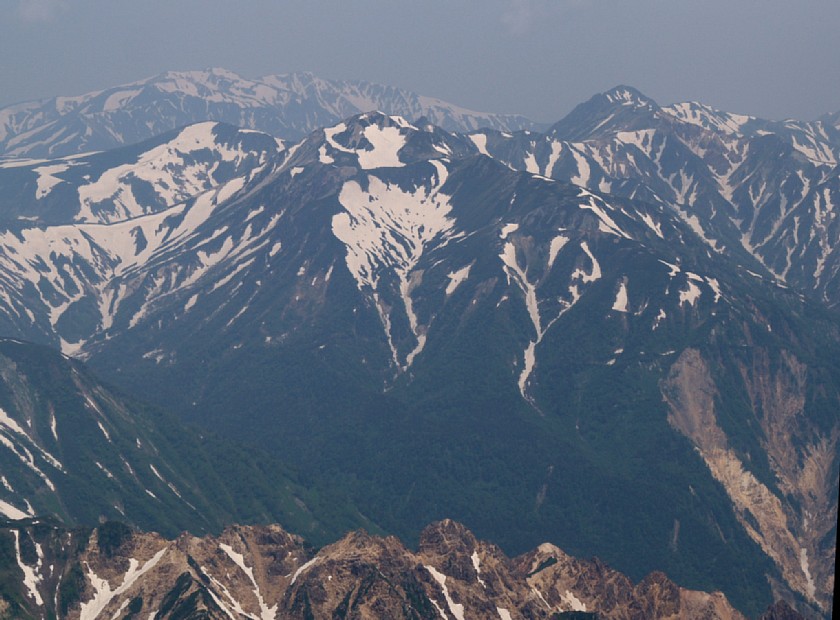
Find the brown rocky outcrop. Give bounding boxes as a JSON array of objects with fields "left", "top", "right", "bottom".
[{"left": 0, "top": 519, "right": 798, "bottom": 619}]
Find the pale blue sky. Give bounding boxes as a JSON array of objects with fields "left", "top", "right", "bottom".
[{"left": 2, "top": 0, "right": 838, "bottom": 122}]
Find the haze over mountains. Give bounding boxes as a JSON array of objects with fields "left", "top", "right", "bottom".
[
  {"left": 0, "top": 68, "right": 541, "bottom": 159},
  {"left": 0, "top": 70, "right": 837, "bottom": 618}
]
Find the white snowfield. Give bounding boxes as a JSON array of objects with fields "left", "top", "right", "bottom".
[
  {"left": 357, "top": 124, "right": 407, "bottom": 169},
  {"left": 332, "top": 159, "right": 458, "bottom": 370},
  {"left": 321, "top": 115, "right": 415, "bottom": 170},
  {"left": 75, "top": 122, "right": 278, "bottom": 224},
  {"left": 13, "top": 530, "right": 43, "bottom": 606}
]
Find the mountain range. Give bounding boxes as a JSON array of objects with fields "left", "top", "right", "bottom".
[
  {"left": 0, "top": 71, "right": 837, "bottom": 618},
  {"left": 0, "top": 68, "right": 541, "bottom": 159}
]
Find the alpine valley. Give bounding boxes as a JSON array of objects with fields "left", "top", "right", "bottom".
[{"left": 0, "top": 70, "right": 837, "bottom": 618}]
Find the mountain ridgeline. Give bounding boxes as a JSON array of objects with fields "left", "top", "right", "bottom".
[
  {"left": 1, "top": 518, "right": 798, "bottom": 620},
  {"left": 0, "top": 68, "right": 542, "bottom": 159},
  {"left": 0, "top": 75, "right": 837, "bottom": 617}
]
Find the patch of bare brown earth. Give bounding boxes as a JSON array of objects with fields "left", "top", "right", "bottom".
[{"left": 662, "top": 347, "right": 837, "bottom": 614}]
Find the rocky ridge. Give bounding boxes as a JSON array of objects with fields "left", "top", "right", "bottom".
[{"left": 0, "top": 518, "right": 787, "bottom": 620}]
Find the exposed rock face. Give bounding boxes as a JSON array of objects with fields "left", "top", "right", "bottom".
[
  {"left": 516, "top": 542, "right": 748, "bottom": 620},
  {"left": 0, "top": 518, "right": 781, "bottom": 619},
  {"left": 662, "top": 348, "right": 838, "bottom": 614},
  {"left": 760, "top": 600, "right": 809, "bottom": 620}
]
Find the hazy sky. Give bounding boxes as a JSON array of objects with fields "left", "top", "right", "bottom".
[{"left": 2, "top": 0, "right": 839, "bottom": 123}]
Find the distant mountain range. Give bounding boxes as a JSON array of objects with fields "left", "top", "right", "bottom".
[
  {"left": 0, "top": 68, "right": 543, "bottom": 159},
  {"left": 0, "top": 71, "right": 836, "bottom": 618}
]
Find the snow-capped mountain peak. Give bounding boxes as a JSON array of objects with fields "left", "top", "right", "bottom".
[{"left": 602, "top": 85, "right": 658, "bottom": 109}]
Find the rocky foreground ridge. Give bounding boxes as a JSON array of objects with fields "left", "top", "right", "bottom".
[{"left": 0, "top": 518, "right": 803, "bottom": 619}]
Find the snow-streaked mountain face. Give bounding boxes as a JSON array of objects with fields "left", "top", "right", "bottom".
[
  {"left": 0, "top": 122, "right": 284, "bottom": 354},
  {"left": 0, "top": 68, "right": 542, "bottom": 159},
  {"left": 0, "top": 100, "right": 837, "bottom": 616},
  {"left": 0, "top": 121, "right": 283, "bottom": 225},
  {"left": 470, "top": 86, "right": 840, "bottom": 308}
]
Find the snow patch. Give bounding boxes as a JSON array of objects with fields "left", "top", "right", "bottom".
[
  {"left": 220, "top": 543, "right": 278, "bottom": 620},
  {"left": 524, "top": 150, "right": 539, "bottom": 174},
  {"left": 561, "top": 590, "right": 587, "bottom": 612},
  {"left": 547, "top": 234, "right": 569, "bottom": 269},
  {"left": 640, "top": 212, "right": 663, "bottom": 238},
  {"left": 0, "top": 409, "right": 62, "bottom": 488},
  {"left": 469, "top": 134, "right": 490, "bottom": 156},
  {"left": 425, "top": 565, "right": 465, "bottom": 620},
  {"left": 499, "top": 223, "right": 519, "bottom": 239},
  {"left": 531, "top": 586, "right": 551, "bottom": 610},
  {"left": 290, "top": 556, "right": 319, "bottom": 585},
  {"left": 79, "top": 548, "right": 167, "bottom": 620},
  {"left": 653, "top": 309, "right": 667, "bottom": 330},
  {"left": 357, "top": 125, "right": 406, "bottom": 169},
  {"left": 13, "top": 530, "right": 43, "bottom": 606},
  {"left": 612, "top": 280, "right": 629, "bottom": 312},
  {"left": 501, "top": 237, "right": 582, "bottom": 402},
  {"left": 0, "top": 500, "right": 32, "bottom": 520},
  {"left": 471, "top": 551, "right": 487, "bottom": 588},
  {"left": 545, "top": 140, "right": 564, "bottom": 177},
  {"left": 659, "top": 260, "right": 681, "bottom": 277},
  {"left": 318, "top": 145, "right": 334, "bottom": 164},
  {"left": 34, "top": 163, "right": 70, "bottom": 199},
  {"left": 103, "top": 88, "right": 141, "bottom": 112},
  {"left": 578, "top": 193, "right": 629, "bottom": 238},
  {"left": 679, "top": 281, "right": 702, "bottom": 307},
  {"left": 446, "top": 264, "right": 472, "bottom": 296},
  {"left": 706, "top": 277, "right": 722, "bottom": 303},
  {"left": 97, "top": 421, "right": 111, "bottom": 442},
  {"left": 571, "top": 242, "right": 602, "bottom": 283},
  {"left": 569, "top": 146, "right": 591, "bottom": 186}
]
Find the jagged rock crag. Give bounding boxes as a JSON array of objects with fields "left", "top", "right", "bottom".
[{"left": 1, "top": 518, "right": 798, "bottom": 619}]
